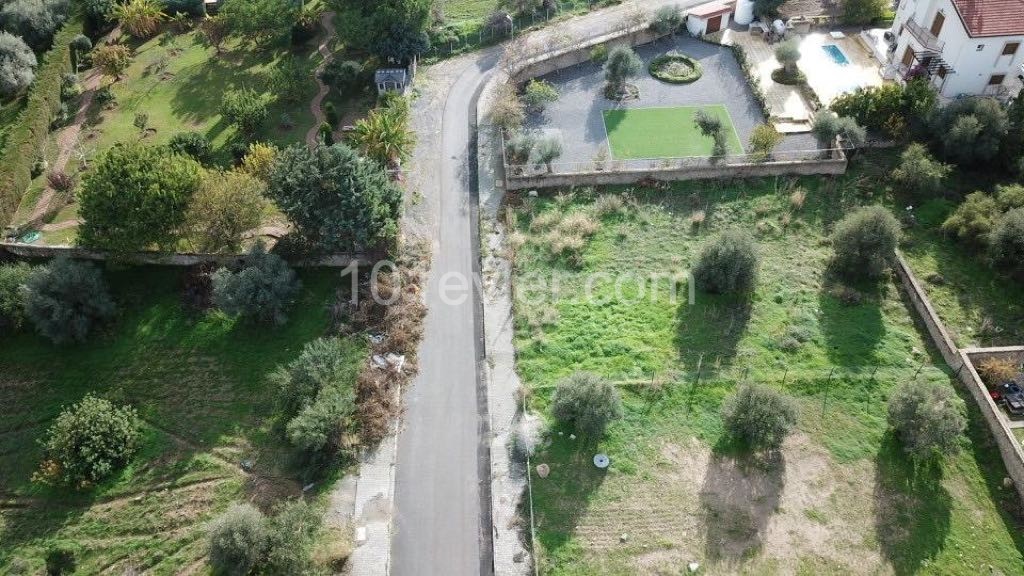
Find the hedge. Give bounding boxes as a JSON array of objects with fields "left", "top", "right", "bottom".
[
  {"left": 0, "top": 17, "right": 81, "bottom": 226},
  {"left": 649, "top": 53, "right": 703, "bottom": 84}
]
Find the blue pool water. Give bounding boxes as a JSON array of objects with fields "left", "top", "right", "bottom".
[{"left": 823, "top": 44, "right": 851, "bottom": 66}]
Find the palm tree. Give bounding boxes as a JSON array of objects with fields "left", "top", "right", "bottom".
[{"left": 348, "top": 103, "right": 415, "bottom": 170}]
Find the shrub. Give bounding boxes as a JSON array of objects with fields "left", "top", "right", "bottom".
[
  {"left": 504, "top": 131, "right": 536, "bottom": 167},
  {"left": 46, "top": 169, "right": 75, "bottom": 193},
  {"left": 241, "top": 141, "right": 277, "bottom": 181},
  {"left": 264, "top": 499, "right": 321, "bottom": 573},
  {"left": 749, "top": 123, "right": 782, "bottom": 160},
  {"left": 842, "top": 0, "right": 888, "bottom": 24},
  {"left": 0, "top": 0, "right": 70, "bottom": 51},
  {"left": 78, "top": 143, "right": 203, "bottom": 253},
  {"left": 208, "top": 503, "right": 269, "bottom": 576},
  {"left": 941, "top": 191, "right": 998, "bottom": 244},
  {"left": 648, "top": 52, "right": 702, "bottom": 84},
  {"left": 0, "top": 32, "right": 38, "bottom": 98},
  {"left": 551, "top": 372, "right": 623, "bottom": 439},
  {"left": 522, "top": 79, "right": 558, "bottom": 113},
  {"left": 83, "top": 0, "right": 116, "bottom": 27},
  {"left": 490, "top": 82, "right": 525, "bottom": 132},
  {"left": 830, "top": 80, "right": 935, "bottom": 137},
  {"left": 692, "top": 229, "right": 759, "bottom": 294},
  {"left": 168, "top": 131, "right": 213, "bottom": 164},
  {"left": 221, "top": 87, "right": 267, "bottom": 136},
  {"left": 186, "top": 169, "right": 267, "bottom": 253},
  {"left": 267, "top": 143, "right": 402, "bottom": 251},
  {"left": 347, "top": 101, "right": 414, "bottom": 168},
  {"left": 829, "top": 205, "right": 900, "bottom": 279},
  {"left": 37, "top": 394, "right": 140, "bottom": 487},
  {"left": 533, "top": 135, "right": 562, "bottom": 173},
  {"left": 774, "top": 39, "right": 801, "bottom": 75},
  {"left": 887, "top": 381, "right": 966, "bottom": 460},
  {"left": 721, "top": 383, "right": 797, "bottom": 451},
  {"left": 604, "top": 46, "right": 642, "bottom": 93},
  {"left": 24, "top": 257, "right": 116, "bottom": 344},
  {"left": 694, "top": 109, "right": 728, "bottom": 158},
  {"left": 933, "top": 96, "right": 1008, "bottom": 167},
  {"left": 320, "top": 59, "right": 364, "bottom": 93},
  {"left": 92, "top": 43, "right": 132, "bottom": 81},
  {"left": 996, "top": 184, "right": 1024, "bottom": 211},
  {"left": 891, "top": 143, "right": 951, "bottom": 195},
  {"left": 590, "top": 44, "right": 608, "bottom": 63},
  {"left": 977, "top": 357, "right": 1018, "bottom": 386},
  {"left": 811, "top": 110, "right": 866, "bottom": 148},
  {"left": 44, "top": 544, "right": 77, "bottom": 575},
  {"left": 989, "top": 208, "right": 1024, "bottom": 280},
  {"left": 112, "top": 0, "right": 165, "bottom": 38},
  {"left": 212, "top": 244, "right": 301, "bottom": 325},
  {"left": 650, "top": 5, "right": 682, "bottom": 34},
  {"left": 0, "top": 262, "right": 33, "bottom": 333}
]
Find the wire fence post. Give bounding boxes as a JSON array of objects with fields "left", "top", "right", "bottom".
[
  {"left": 781, "top": 365, "right": 788, "bottom": 387},
  {"left": 913, "top": 356, "right": 926, "bottom": 379},
  {"left": 822, "top": 366, "right": 835, "bottom": 415}
]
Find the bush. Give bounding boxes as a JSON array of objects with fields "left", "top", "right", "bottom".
[
  {"left": 504, "top": 131, "right": 536, "bottom": 166},
  {"left": 522, "top": 79, "right": 558, "bottom": 113},
  {"left": 24, "top": 257, "right": 116, "bottom": 344},
  {"left": 590, "top": 44, "right": 608, "bottom": 63},
  {"left": 941, "top": 191, "right": 999, "bottom": 244},
  {"left": 650, "top": 5, "right": 682, "bottom": 34},
  {"left": 830, "top": 79, "right": 936, "bottom": 138},
  {"left": 37, "top": 394, "right": 140, "bottom": 487},
  {"left": 263, "top": 499, "right": 321, "bottom": 573},
  {"left": 648, "top": 52, "right": 702, "bottom": 84},
  {"left": 551, "top": 372, "right": 623, "bottom": 439},
  {"left": 749, "top": 123, "right": 782, "bottom": 160},
  {"left": 933, "top": 96, "right": 1008, "bottom": 167},
  {"left": 604, "top": 46, "right": 642, "bottom": 93},
  {"left": 212, "top": 244, "right": 301, "bottom": 325},
  {"left": 320, "top": 59, "right": 364, "bottom": 93},
  {"left": 267, "top": 143, "right": 402, "bottom": 251},
  {"left": 240, "top": 141, "right": 277, "bottom": 181},
  {"left": 891, "top": 143, "right": 951, "bottom": 195},
  {"left": 989, "top": 208, "right": 1024, "bottom": 280},
  {"left": 996, "top": 184, "right": 1024, "bottom": 211},
  {"left": 811, "top": 110, "right": 866, "bottom": 148},
  {"left": 0, "top": 32, "right": 38, "bottom": 98},
  {"left": 45, "top": 544, "right": 77, "bottom": 575},
  {"left": 208, "top": 503, "right": 269, "bottom": 576},
  {"left": 92, "top": 43, "right": 132, "bottom": 80},
  {"left": 490, "top": 82, "right": 525, "bottom": 132},
  {"left": 46, "top": 169, "right": 75, "bottom": 193},
  {"left": 887, "top": 381, "right": 965, "bottom": 460},
  {"left": 721, "top": 383, "right": 797, "bottom": 451},
  {"left": 78, "top": 142, "right": 203, "bottom": 253},
  {"left": 221, "top": 87, "right": 267, "bottom": 136},
  {"left": 692, "top": 229, "right": 759, "bottom": 294},
  {"left": 977, "top": 357, "right": 1018, "bottom": 386},
  {"left": 0, "top": 262, "right": 33, "bottom": 333},
  {"left": 533, "top": 135, "right": 562, "bottom": 173},
  {"left": 186, "top": 169, "right": 267, "bottom": 253},
  {"left": 842, "top": 0, "right": 888, "bottom": 24},
  {"left": 168, "top": 131, "right": 213, "bottom": 164},
  {"left": 0, "top": 0, "right": 71, "bottom": 51},
  {"left": 693, "top": 109, "right": 728, "bottom": 158},
  {"left": 829, "top": 205, "right": 900, "bottom": 279},
  {"left": 112, "top": 0, "right": 165, "bottom": 39}
]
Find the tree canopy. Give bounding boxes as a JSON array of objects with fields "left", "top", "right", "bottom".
[{"left": 0, "top": 31, "right": 37, "bottom": 98}]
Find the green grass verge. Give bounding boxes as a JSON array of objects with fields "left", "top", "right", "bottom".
[
  {"left": 602, "top": 105, "right": 744, "bottom": 159},
  {"left": 508, "top": 163, "right": 1024, "bottom": 574},
  {"left": 0, "top": 266, "right": 363, "bottom": 573}
]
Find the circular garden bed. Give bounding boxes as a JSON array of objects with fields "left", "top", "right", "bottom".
[
  {"left": 771, "top": 67, "right": 806, "bottom": 85},
  {"left": 649, "top": 52, "right": 703, "bottom": 84}
]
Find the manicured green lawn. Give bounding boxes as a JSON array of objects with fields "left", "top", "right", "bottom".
[
  {"left": 0, "top": 266, "right": 363, "bottom": 573},
  {"left": 602, "top": 105, "right": 744, "bottom": 159},
  {"left": 508, "top": 165, "right": 1024, "bottom": 574}
]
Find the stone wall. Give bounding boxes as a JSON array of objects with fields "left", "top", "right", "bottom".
[
  {"left": 510, "top": 26, "right": 667, "bottom": 84},
  {"left": 504, "top": 156, "right": 848, "bottom": 190},
  {"left": 0, "top": 242, "right": 368, "bottom": 268},
  {"left": 894, "top": 252, "right": 1024, "bottom": 502}
]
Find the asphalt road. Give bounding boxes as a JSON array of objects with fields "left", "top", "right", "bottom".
[{"left": 391, "top": 55, "right": 496, "bottom": 576}]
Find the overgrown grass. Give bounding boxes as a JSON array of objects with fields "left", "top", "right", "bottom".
[
  {"left": 0, "top": 266, "right": 363, "bottom": 573},
  {"left": 508, "top": 165, "right": 1024, "bottom": 574},
  {"left": 0, "top": 95, "right": 27, "bottom": 151}
]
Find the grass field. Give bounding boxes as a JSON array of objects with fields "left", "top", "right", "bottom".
[
  {"left": 507, "top": 161, "right": 1024, "bottom": 574},
  {"left": 602, "top": 106, "right": 744, "bottom": 160},
  {"left": 0, "top": 266, "right": 362, "bottom": 573}
]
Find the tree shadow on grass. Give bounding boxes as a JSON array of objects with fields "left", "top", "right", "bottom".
[
  {"left": 699, "top": 439, "right": 786, "bottom": 565},
  {"left": 528, "top": 428, "right": 609, "bottom": 564},
  {"left": 817, "top": 268, "right": 886, "bottom": 367},
  {"left": 675, "top": 292, "right": 751, "bottom": 374},
  {"left": 872, "top": 432, "right": 951, "bottom": 576}
]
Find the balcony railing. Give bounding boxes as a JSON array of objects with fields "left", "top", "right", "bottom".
[{"left": 905, "top": 17, "right": 944, "bottom": 52}]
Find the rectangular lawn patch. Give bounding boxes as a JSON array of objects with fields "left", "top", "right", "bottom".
[{"left": 602, "top": 105, "right": 744, "bottom": 159}]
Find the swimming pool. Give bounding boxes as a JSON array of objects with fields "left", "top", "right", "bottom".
[{"left": 822, "top": 44, "right": 851, "bottom": 66}]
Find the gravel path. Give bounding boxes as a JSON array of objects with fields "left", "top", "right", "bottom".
[{"left": 305, "top": 11, "right": 337, "bottom": 149}]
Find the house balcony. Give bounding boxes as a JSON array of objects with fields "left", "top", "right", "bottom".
[{"left": 905, "top": 17, "right": 944, "bottom": 52}]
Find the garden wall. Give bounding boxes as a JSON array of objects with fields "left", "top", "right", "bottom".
[
  {"left": 0, "top": 242, "right": 369, "bottom": 267},
  {"left": 509, "top": 25, "right": 667, "bottom": 84},
  {"left": 503, "top": 154, "right": 847, "bottom": 190},
  {"left": 893, "top": 252, "right": 1024, "bottom": 502}
]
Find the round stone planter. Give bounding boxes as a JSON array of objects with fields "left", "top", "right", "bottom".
[{"left": 649, "top": 53, "right": 703, "bottom": 84}]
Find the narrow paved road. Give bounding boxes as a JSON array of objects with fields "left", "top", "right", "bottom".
[{"left": 391, "top": 3, "right": 702, "bottom": 574}]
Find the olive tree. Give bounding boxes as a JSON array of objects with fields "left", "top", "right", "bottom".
[
  {"left": 267, "top": 143, "right": 402, "bottom": 252},
  {"left": 989, "top": 208, "right": 1024, "bottom": 280},
  {"left": 692, "top": 229, "right": 759, "bottom": 294},
  {"left": 721, "top": 383, "right": 797, "bottom": 451},
  {"left": 208, "top": 503, "right": 268, "bottom": 576},
  {"left": 774, "top": 39, "right": 801, "bottom": 75},
  {"left": 603, "top": 46, "right": 642, "bottom": 94},
  {"left": 0, "top": 32, "right": 37, "bottom": 98},
  {"left": 887, "top": 381, "right": 966, "bottom": 460},
  {"left": 212, "top": 244, "right": 301, "bottom": 325},
  {"left": 24, "top": 257, "right": 116, "bottom": 345},
  {"left": 891, "top": 143, "right": 952, "bottom": 195},
  {"left": 37, "top": 395, "right": 140, "bottom": 487},
  {"left": 0, "top": 0, "right": 70, "bottom": 51},
  {"left": 829, "top": 205, "right": 901, "bottom": 279},
  {"left": 932, "top": 96, "right": 1008, "bottom": 167},
  {"left": 551, "top": 372, "right": 623, "bottom": 439},
  {"left": 185, "top": 169, "right": 268, "bottom": 253}
]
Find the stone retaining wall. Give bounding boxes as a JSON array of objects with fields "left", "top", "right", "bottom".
[
  {"left": 0, "top": 242, "right": 368, "bottom": 267},
  {"left": 894, "top": 252, "right": 1024, "bottom": 502}
]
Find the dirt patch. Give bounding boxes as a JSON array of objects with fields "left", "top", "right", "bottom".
[{"left": 565, "top": 435, "right": 889, "bottom": 575}]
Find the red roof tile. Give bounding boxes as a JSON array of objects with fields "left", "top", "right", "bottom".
[{"left": 951, "top": 0, "right": 1024, "bottom": 38}]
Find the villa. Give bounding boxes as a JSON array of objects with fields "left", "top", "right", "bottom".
[{"left": 886, "top": 0, "right": 1024, "bottom": 99}]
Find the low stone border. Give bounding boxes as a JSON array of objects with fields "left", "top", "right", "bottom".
[
  {"left": 648, "top": 52, "right": 703, "bottom": 83},
  {"left": 893, "top": 252, "right": 1024, "bottom": 502}
]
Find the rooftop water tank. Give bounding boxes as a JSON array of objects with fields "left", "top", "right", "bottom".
[{"left": 734, "top": 0, "right": 755, "bottom": 25}]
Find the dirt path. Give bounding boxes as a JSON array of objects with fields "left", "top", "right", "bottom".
[
  {"left": 305, "top": 11, "right": 337, "bottom": 149},
  {"left": 24, "top": 68, "right": 104, "bottom": 226}
]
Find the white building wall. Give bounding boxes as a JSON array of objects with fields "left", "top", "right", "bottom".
[{"left": 686, "top": 11, "right": 731, "bottom": 37}]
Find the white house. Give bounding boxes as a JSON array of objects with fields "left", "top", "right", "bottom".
[
  {"left": 686, "top": 1, "right": 734, "bottom": 36},
  {"left": 887, "top": 0, "right": 1024, "bottom": 99}
]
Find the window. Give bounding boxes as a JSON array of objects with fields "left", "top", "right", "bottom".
[
  {"left": 989, "top": 74, "right": 1006, "bottom": 85},
  {"left": 1003, "top": 42, "right": 1020, "bottom": 56},
  {"left": 902, "top": 46, "right": 915, "bottom": 66},
  {"left": 930, "top": 12, "right": 944, "bottom": 37},
  {"left": 977, "top": 44, "right": 985, "bottom": 51}
]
